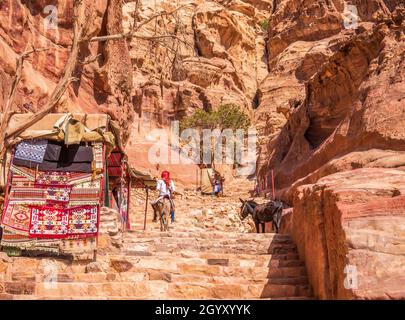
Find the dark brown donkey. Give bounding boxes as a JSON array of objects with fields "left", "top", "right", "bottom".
[{"left": 239, "top": 199, "right": 283, "bottom": 233}]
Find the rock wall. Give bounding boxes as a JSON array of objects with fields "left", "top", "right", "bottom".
[
  {"left": 255, "top": 0, "right": 405, "bottom": 300},
  {"left": 257, "top": 0, "right": 405, "bottom": 192},
  {"left": 125, "top": 0, "right": 271, "bottom": 132},
  {"left": 0, "top": 0, "right": 134, "bottom": 143},
  {"left": 291, "top": 169, "right": 405, "bottom": 299}
]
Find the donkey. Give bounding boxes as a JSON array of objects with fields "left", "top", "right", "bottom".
[
  {"left": 239, "top": 199, "right": 283, "bottom": 233},
  {"left": 153, "top": 197, "right": 171, "bottom": 231}
]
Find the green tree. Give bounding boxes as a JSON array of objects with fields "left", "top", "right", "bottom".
[
  {"left": 179, "top": 104, "right": 251, "bottom": 169},
  {"left": 180, "top": 104, "right": 250, "bottom": 131},
  {"left": 216, "top": 104, "right": 251, "bottom": 131}
]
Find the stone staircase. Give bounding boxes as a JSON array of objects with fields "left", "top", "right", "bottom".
[{"left": 0, "top": 190, "right": 314, "bottom": 300}]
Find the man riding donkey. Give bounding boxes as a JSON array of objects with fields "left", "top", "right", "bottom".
[{"left": 151, "top": 171, "right": 176, "bottom": 226}]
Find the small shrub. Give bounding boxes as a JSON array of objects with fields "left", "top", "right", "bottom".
[{"left": 259, "top": 19, "right": 269, "bottom": 31}]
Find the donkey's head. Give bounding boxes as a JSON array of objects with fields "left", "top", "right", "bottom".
[{"left": 239, "top": 198, "right": 255, "bottom": 220}]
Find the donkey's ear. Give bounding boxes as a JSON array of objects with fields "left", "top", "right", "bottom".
[{"left": 239, "top": 198, "right": 245, "bottom": 204}]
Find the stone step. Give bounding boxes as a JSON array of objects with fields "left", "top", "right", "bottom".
[
  {"left": 108, "top": 254, "right": 304, "bottom": 269},
  {"left": 1, "top": 281, "right": 311, "bottom": 299},
  {"left": 122, "top": 250, "right": 300, "bottom": 261},
  {"left": 174, "top": 264, "right": 307, "bottom": 279},
  {"left": 170, "top": 274, "right": 309, "bottom": 286},
  {"left": 124, "top": 241, "right": 298, "bottom": 255},
  {"left": 7, "top": 271, "right": 308, "bottom": 286},
  {"left": 126, "top": 230, "right": 290, "bottom": 241},
  {"left": 123, "top": 237, "right": 294, "bottom": 248},
  {"left": 106, "top": 264, "right": 307, "bottom": 279},
  {"left": 166, "top": 282, "right": 312, "bottom": 299},
  {"left": 180, "top": 251, "right": 300, "bottom": 261},
  {"left": 132, "top": 226, "right": 245, "bottom": 233}
]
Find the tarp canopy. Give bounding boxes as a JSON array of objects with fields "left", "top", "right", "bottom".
[
  {"left": 129, "top": 167, "right": 157, "bottom": 188},
  {"left": 4, "top": 113, "right": 116, "bottom": 151},
  {"left": 200, "top": 167, "right": 223, "bottom": 194},
  {"left": 201, "top": 168, "right": 214, "bottom": 194},
  {"left": 0, "top": 113, "right": 124, "bottom": 189}
]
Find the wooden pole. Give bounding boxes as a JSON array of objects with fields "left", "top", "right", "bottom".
[
  {"left": 126, "top": 178, "right": 131, "bottom": 230},
  {"left": 144, "top": 186, "right": 149, "bottom": 231},
  {"left": 271, "top": 169, "right": 275, "bottom": 200}
]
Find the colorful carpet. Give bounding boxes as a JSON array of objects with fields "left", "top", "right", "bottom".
[
  {"left": 70, "top": 188, "right": 100, "bottom": 201},
  {"left": 1, "top": 202, "right": 31, "bottom": 234},
  {"left": 11, "top": 174, "right": 36, "bottom": 187},
  {"left": 9, "top": 188, "right": 46, "bottom": 202},
  {"left": 45, "top": 187, "right": 70, "bottom": 203},
  {"left": 10, "top": 165, "right": 36, "bottom": 181},
  {"left": 29, "top": 206, "right": 69, "bottom": 238},
  {"left": 67, "top": 205, "right": 99, "bottom": 237},
  {"left": 28, "top": 205, "right": 99, "bottom": 238},
  {"left": 0, "top": 229, "right": 61, "bottom": 253},
  {"left": 35, "top": 171, "right": 71, "bottom": 188},
  {"left": 69, "top": 173, "right": 103, "bottom": 186},
  {"left": 9, "top": 174, "right": 47, "bottom": 203},
  {"left": 69, "top": 176, "right": 101, "bottom": 203},
  {"left": 14, "top": 139, "right": 48, "bottom": 163}
]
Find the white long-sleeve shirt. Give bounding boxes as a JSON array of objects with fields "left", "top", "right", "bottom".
[{"left": 156, "top": 179, "right": 175, "bottom": 197}]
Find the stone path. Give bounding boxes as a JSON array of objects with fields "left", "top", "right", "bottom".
[{"left": 0, "top": 182, "right": 314, "bottom": 299}]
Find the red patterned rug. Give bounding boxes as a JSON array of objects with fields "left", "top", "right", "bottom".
[
  {"left": 29, "top": 206, "right": 69, "bottom": 238},
  {"left": 67, "top": 205, "right": 99, "bottom": 238},
  {"left": 28, "top": 205, "right": 99, "bottom": 238}
]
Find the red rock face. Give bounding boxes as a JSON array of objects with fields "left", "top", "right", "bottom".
[
  {"left": 0, "top": 0, "right": 134, "bottom": 142},
  {"left": 256, "top": 0, "right": 405, "bottom": 299},
  {"left": 258, "top": 1, "right": 405, "bottom": 193},
  {"left": 291, "top": 169, "right": 405, "bottom": 299}
]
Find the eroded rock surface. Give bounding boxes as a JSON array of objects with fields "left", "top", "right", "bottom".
[{"left": 291, "top": 169, "right": 405, "bottom": 299}]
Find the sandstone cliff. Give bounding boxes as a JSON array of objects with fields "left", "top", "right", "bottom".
[{"left": 260, "top": 0, "right": 405, "bottom": 300}]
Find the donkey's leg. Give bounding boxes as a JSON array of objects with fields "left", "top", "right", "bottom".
[
  {"left": 276, "top": 210, "right": 282, "bottom": 233},
  {"left": 165, "top": 209, "right": 169, "bottom": 231},
  {"left": 254, "top": 221, "right": 260, "bottom": 233},
  {"left": 159, "top": 209, "right": 164, "bottom": 231},
  {"left": 271, "top": 209, "right": 279, "bottom": 234}
]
